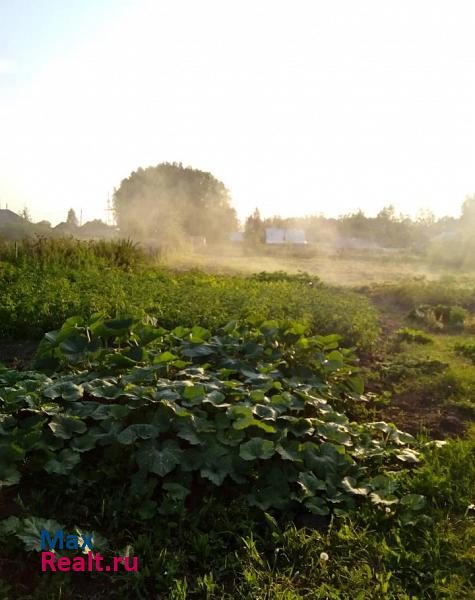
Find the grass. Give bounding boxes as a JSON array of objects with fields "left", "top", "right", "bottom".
[
  {"left": 397, "top": 333, "right": 475, "bottom": 414},
  {"left": 2, "top": 435, "right": 474, "bottom": 598},
  {"left": 164, "top": 244, "right": 446, "bottom": 286},
  {"left": 357, "top": 280, "right": 475, "bottom": 438},
  {"left": 367, "top": 277, "right": 475, "bottom": 312}
]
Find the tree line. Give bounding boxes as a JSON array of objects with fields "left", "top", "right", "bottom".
[{"left": 2, "top": 161, "right": 474, "bottom": 269}]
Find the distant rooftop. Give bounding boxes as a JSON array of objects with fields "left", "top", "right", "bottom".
[
  {"left": 265, "top": 228, "right": 307, "bottom": 244},
  {"left": 0, "top": 209, "right": 25, "bottom": 225}
]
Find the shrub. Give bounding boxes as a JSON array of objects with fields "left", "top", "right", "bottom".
[
  {"left": 395, "top": 328, "right": 433, "bottom": 345},
  {"left": 0, "top": 237, "right": 145, "bottom": 270},
  {"left": 368, "top": 279, "right": 475, "bottom": 312},
  {"left": 454, "top": 341, "right": 475, "bottom": 364},
  {"left": 408, "top": 304, "right": 469, "bottom": 331},
  {"left": 0, "top": 315, "right": 420, "bottom": 524},
  {"left": 0, "top": 266, "right": 380, "bottom": 346}
]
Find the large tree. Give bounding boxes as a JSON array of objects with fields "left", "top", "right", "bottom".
[
  {"left": 244, "top": 208, "right": 265, "bottom": 245},
  {"left": 461, "top": 195, "right": 475, "bottom": 228},
  {"left": 113, "top": 162, "right": 237, "bottom": 243},
  {"left": 66, "top": 208, "right": 79, "bottom": 227}
]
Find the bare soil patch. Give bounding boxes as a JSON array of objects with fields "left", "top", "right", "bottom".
[{"left": 0, "top": 341, "right": 37, "bottom": 368}]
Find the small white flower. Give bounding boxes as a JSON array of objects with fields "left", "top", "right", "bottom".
[{"left": 319, "top": 552, "right": 329, "bottom": 562}]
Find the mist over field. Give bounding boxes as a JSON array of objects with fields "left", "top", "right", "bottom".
[{"left": 1, "top": 159, "right": 474, "bottom": 283}]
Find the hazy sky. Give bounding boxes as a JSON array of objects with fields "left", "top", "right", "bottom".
[{"left": 1, "top": 0, "right": 474, "bottom": 225}]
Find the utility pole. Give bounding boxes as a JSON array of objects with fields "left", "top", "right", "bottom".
[{"left": 106, "top": 193, "right": 114, "bottom": 225}]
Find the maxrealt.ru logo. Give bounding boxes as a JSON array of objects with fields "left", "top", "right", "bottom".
[{"left": 40, "top": 530, "right": 138, "bottom": 572}]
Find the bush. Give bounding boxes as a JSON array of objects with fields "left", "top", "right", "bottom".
[
  {"left": 1, "top": 315, "right": 420, "bottom": 524},
  {"left": 0, "top": 266, "right": 380, "bottom": 347},
  {"left": 369, "top": 278, "right": 475, "bottom": 311},
  {"left": 408, "top": 304, "right": 469, "bottom": 331},
  {"left": 0, "top": 237, "right": 145, "bottom": 270},
  {"left": 395, "top": 328, "right": 433, "bottom": 345},
  {"left": 448, "top": 305, "right": 469, "bottom": 329},
  {"left": 454, "top": 341, "right": 475, "bottom": 364}
]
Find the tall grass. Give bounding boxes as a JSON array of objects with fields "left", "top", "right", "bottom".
[
  {"left": 0, "top": 237, "right": 147, "bottom": 270},
  {"left": 367, "top": 277, "right": 475, "bottom": 311}
]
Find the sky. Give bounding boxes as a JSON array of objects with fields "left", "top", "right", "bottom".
[{"left": 0, "top": 0, "right": 474, "bottom": 225}]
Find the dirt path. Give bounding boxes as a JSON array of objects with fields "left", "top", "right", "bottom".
[{"left": 362, "top": 293, "right": 470, "bottom": 438}]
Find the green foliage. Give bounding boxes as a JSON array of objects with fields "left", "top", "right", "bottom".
[
  {"left": 252, "top": 270, "right": 321, "bottom": 285},
  {"left": 0, "top": 259, "right": 473, "bottom": 598},
  {"left": 113, "top": 162, "right": 238, "bottom": 243},
  {"left": 244, "top": 208, "right": 265, "bottom": 245},
  {"left": 411, "top": 435, "right": 475, "bottom": 513},
  {"left": 375, "top": 355, "right": 458, "bottom": 397},
  {"left": 395, "top": 328, "right": 433, "bottom": 345},
  {"left": 1, "top": 438, "right": 473, "bottom": 598},
  {"left": 0, "top": 315, "right": 417, "bottom": 522},
  {"left": 0, "top": 311, "right": 473, "bottom": 597},
  {"left": 0, "top": 237, "right": 145, "bottom": 270},
  {"left": 0, "top": 263, "right": 379, "bottom": 347},
  {"left": 408, "top": 304, "right": 469, "bottom": 332},
  {"left": 369, "top": 278, "right": 475, "bottom": 311},
  {"left": 455, "top": 341, "right": 475, "bottom": 364}
]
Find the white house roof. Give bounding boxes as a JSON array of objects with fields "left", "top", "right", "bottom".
[
  {"left": 285, "top": 229, "right": 306, "bottom": 244},
  {"left": 265, "top": 228, "right": 286, "bottom": 244}
]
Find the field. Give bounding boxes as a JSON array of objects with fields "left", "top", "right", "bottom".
[
  {"left": 163, "top": 243, "right": 475, "bottom": 285},
  {"left": 0, "top": 240, "right": 474, "bottom": 599}
]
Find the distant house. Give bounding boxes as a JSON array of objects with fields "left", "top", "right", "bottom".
[
  {"left": 229, "top": 232, "right": 244, "bottom": 243},
  {"left": 265, "top": 228, "right": 285, "bottom": 244},
  {"left": 51, "top": 220, "right": 117, "bottom": 239},
  {"left": 80, "top": 220, "right": 117, "bottom": 240},
  {"left": 265, "top": 228, "right": 307, "bottom": 245},
  {"left": 53, "top": 222, "right": 76, "bottom": 235},
  {"left": 284, "top": 229, "right": 307, "bottom": 244},
  {"left": 0, "top": 209, "right": 25, "bottom": 226}
]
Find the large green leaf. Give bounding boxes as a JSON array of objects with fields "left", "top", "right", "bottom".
[
  {"left": 316, "top": 422, "right": 352, "bottom": 446},
  {"left": 136, "top": 440, "right": 183, "bottom": 477},
  {"left": 48, "top": 415, "right": 87, "bottom": 439},
  {"left": 304, "top": 496, "right": 330, "bottom": 515},
  {"left": 91, "top": 317, "right": 134, "bottom": 339},
  {"left": 182, "top": 344, "right": 215, "bottom": 358},
  {"left": 275, "top": 441, "right": 303, "bottom": 463},
  {"left": 400, "top": 494, "right": 426, "bottom": 511},
  {"left": 70, "top": 433, "right": 98, "bottom": 453},
  {"left": 44, "top": 449, "right": 81, "bottom": 475},
  {"left": 153, "top": 351, "right": 178, "bottom": 365},
  {"left": 117, "top": 424, "right": 159, "bottom": 445},
  {"left": 341, "top": 476, "right": 369, "bottom": 496},
  {"left": 43, "top": 382, "right": 83, "bottom": 401},
  {"left": 201, "top": 455, "right": 234, "bottom": 486},
  {"left": 0, "top": 466, "right": 21, "bottom": 488},
  {"left": 297, "top": 471, "right": 327, "bottom": 496},
  {"left": 16, "top": 517, "right": 64, "bottom": 552},
  {"left": 176, "top": 420, "right": 203, "bottom": 446},
  {"left": 182, "top": 384, "right": 206, "bottom": 405},
  {"left": 239, "top": 438, "right": 275, "bottom": 461},
  {"left": 395, "top": 448, "right": 420, "bottom": 463}
]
